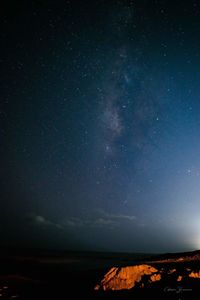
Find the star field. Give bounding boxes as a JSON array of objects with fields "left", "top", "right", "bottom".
[{"left": 1, "top": 0, "right": 200, "bottom": 252}]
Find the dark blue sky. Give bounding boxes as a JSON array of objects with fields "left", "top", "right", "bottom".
[{"left": 1, "top": 0, "right": 200, "bottom": 252}]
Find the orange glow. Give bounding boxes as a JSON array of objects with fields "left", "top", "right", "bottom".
[
  {"left": 150, "top": 274, "right": 161, "bottom": 282},
  {"left": 95, "top": 260, "right": 200, "bottom": 292},
  {"left": 94, "top": 264, "right": 158, "bottom": 291},
  {"left": 177, "top": 275, "right": 182, "bottom": 281},
  {"left": 189, "top": 271, "right": 200, "bottom": 278}
]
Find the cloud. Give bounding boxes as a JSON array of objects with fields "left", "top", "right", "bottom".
[
  {"left": 34, "top": 215, "right": 51, "bottom": 225},
  {"left": 99, "top": 210, "right": 136, "bottom": 222},
  {"left": 29, "top": 213, "right": 62, "bottom": 229},
  {"left": 29, "top": 210, "right": 137, "bottom": 232},
  {"left": 64, "top": 217, "right": 84, "bottom": 228},
  {"left": 64, "top": 209, "right": 137, "bottom": 229},
  {"left": 94, "top": 217, "right": 117, "bottom": 227}
]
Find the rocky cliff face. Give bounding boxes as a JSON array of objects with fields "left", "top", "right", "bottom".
[
  {"left": 94, "top": 265, "right": 159, "bottom": 291},
  {"left": 95, "top": 263, "right": 200, "bottom": 291}
]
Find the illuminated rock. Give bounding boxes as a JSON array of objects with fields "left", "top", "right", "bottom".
[
  {"left": 94, "top": 264, "right": 158, "bottom": 291},
  {"left": 177, "top": 275, "right": 182, "bottom": 281},
  {"left": 189, "top": 271, "right": 200, "bottom": 278},
  {"left": 95, "top": 250, "right": 200, "bottom": 292},
  {"left": 150, "top": 273, "right": 161, "bottom": 282}
]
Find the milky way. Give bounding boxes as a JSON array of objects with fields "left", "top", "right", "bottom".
[{"left": 1, "top": 0, "right": 200, "bottom": 252}]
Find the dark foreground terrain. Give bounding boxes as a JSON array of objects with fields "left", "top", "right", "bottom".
[{"left": 0, "top": 248, "right": 199, "bottom": 299}]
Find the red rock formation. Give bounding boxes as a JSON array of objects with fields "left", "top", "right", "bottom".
[
  {"left": 177, "top": 275, "right": 182, "bottom": 281},
  {"left": 95, "top": 251, "right": 200, "bottom": 292},
  {"left": 150, "top": 274, "right": 161, "bottom": 282},
  {"left": 189, "top": 271, "right": 200, "bottom": 278},
  {"left": 95, "top": 265, "right": 158, "bottom": 291}
]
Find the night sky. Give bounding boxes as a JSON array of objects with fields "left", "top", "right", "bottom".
[{"left": 1, "top": 0, "right": 200, "bottom": 253}]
